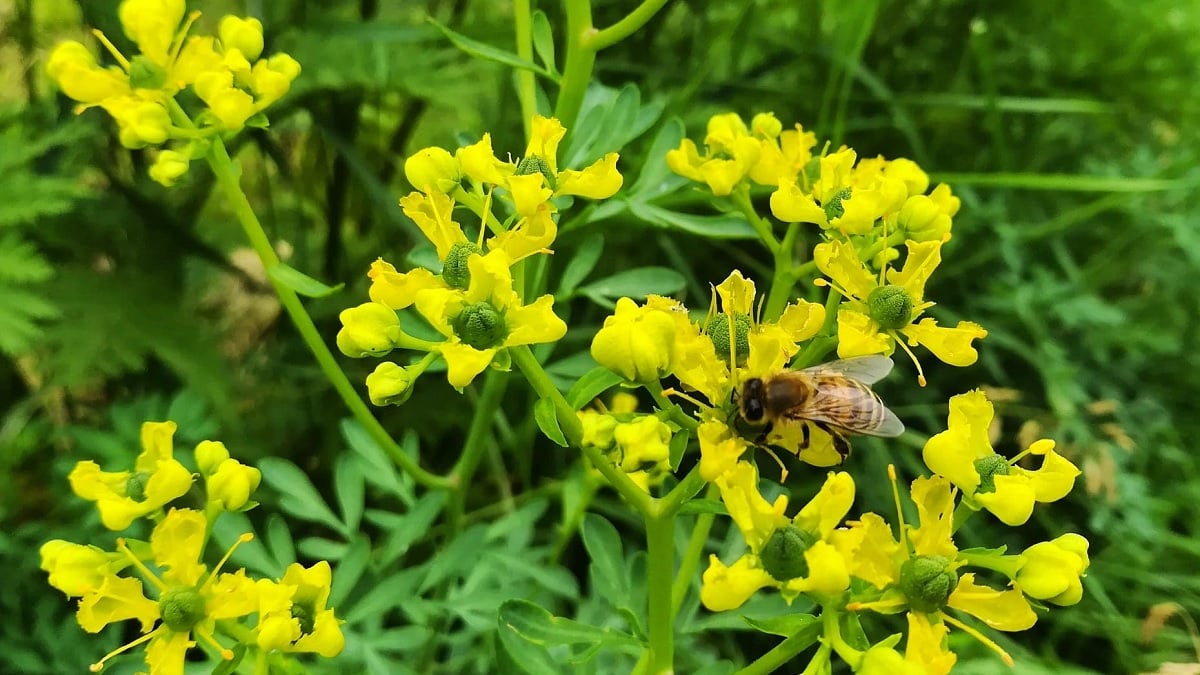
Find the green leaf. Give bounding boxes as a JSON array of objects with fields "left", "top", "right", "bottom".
[
  {"left": 678, "top": 499, "right": 728, "bottom": 516},
  {"left": 341, "top": 419, "right": 413, "bottom": 505},
  {"left": 330, "top": 535, "right": 370, "bottom": 609},
  {"left": 428, "top": 17, "right": 556, "bottom": 81},
  {"left": 557, "top": 232, "right": 604, "bottom": 297},
  {"left": 499, "top": 599, "right": 642, "bottom": 649},
  {"left": 531, "top": 10, "right": 557, "bottom": 73},
  {"left": 267, "top": 262, "right": 345, "bottom": 298},
  {"left": 579, "top": 266, "right": 686, "bottom": 301},
  {"left": 581, "top": 514, "right": 629, "bottom": 606},
  {"left": 375, "top": 492, "right": 446, "bottom": 567},
  {"left": 334, "top": 453, "right": 365, "bottom": 531},
  {"left": 743, "top": 612, "right": 821, "bottom": 638},
  {"left": 264, "top": 514, "right": 295, "bottom": 571},
  {"left": 566, "top": 367, "right": 625, "bottom": 409},
  {"left": 534, "top": 397, "right": 568, "bottom": 447},
  {"left": 629, "top": 118, "right": 687, "bottom": 199},
  {"left": 668, "top": 428, "right": 689, "bottom": 471},
  {"left": 839, "top": 610, "right": 871, "bottom": 650},
  {"left": 259, "top": 457, "right": 347, "bottom": 535},
  {"left": 626, "top": 201, "right": 759, "bottom": 239},
  {"left": 496, "top": 613, "right": 561, "bottom": 675}
]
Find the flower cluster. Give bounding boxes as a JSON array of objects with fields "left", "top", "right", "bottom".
[
  {"left": 578, "top": 392, "right": 676, "bottom": 493},
  {"left": 46, "top": 0, "right": 300, "bottom": 185},
  {"left": 338, "top": 114, "right": 623, "bottom": 396},
  {"left": 42, "top": 421, "right": 344, "bottom": 674}
]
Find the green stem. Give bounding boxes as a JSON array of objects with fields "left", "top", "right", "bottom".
[
  {"left": 447, "top": 370, "right": 509, "bottom": 534},
  {"left": 792, "top": 288, "right": 842, "bottom": 369},
  {"left": 658, "top": 464, "right": 706, "bottom": 517},
  {"left": 549, "top": 472, "right": 600, "bottom": 564},
  {"left": 670, "top": 483, "right": 717, "bottom": 616},
  {"left": 735, "top": 625, "right": 823, "bottom": 675},
  {"left": 583, "top": 0, "right": 672, "bottom": 51},
  {"left": 645, "top": 380, "right": 699, "bottom": 432},
  {"left": 644, "top": 512, "right": 676, "bottom": 674},
  {"left": 204, "top": 139, "right": 454, "bottom": 490},
  {"left": 731, "top": 186, "right": 779, "bottom": 252},
  {"left": 763, "top": 222, "right": 802, "bottom": 321},
  {"left": 553, "top": 0, "right": 597, "bottom": 131},
  {"left": 509, "top": 345, "right": 653, "bottom": 514},
  {"left": 514, "top": 0, "right": 537, "bottom": 136}
]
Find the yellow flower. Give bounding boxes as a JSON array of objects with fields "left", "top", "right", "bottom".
[
  {"left": 405, "top": 146, "right": 463, "bottom": 194},
  {"left": 336, "top": 302, "right": 404, "bottom": 358},
  {"left": 66, "top": 508, "right": 259, "bottom": 674},
  {"left": 749, "top": 121, "right": 817, "bottom": 187},
  {"left": 368, "top": 259, "right": 448, "bottom": 310},
  {"left": 666, "top": 112, "right": 762, "bottom": 196},
  {"left": 67, "top": 420, "right": 194, "bottom": 530},
  {"left": 612, "top": 416, "right": 672, "bottom": 473},
  {"left": 591, "top": 297, "right": 679, "bottom": 382},
  {"left": 815, "top": 238, "right": 987, "bottom": 381},
  {"left": 922, "top": 390, "right": 1081, "bottom": 525},
  {"left": 898, "top": 183, "right": 959, "bottom": 243},
  {"left": 148, "top": 149, "right": 191, "bottom": 186},
  {"left": 218, "top": 15, "right": 264, "bottom": 61},
  {"left": 255, "top": 561, "right": 345, "bottom": 657},
  {"left": 414, "top": 250, "right": 566, "bottom": 388},
  {"left": 700, "top": 464, "right": 853, "bottom": 610},
  {"left": 697, "top": 420, "right": 751, "bottom": 481},
  {"left": 194, "top": 440, "right": 229, "bottom": 476},
  {"left": 365, "top": 361, "right": 416, "bottom": 406},
  {"left": 206, "top": 458, "right": 261, "bottom": 511},
  {"left": 40, "top": 540, "right": 129, "bottom": 597},
  {"left": 459, "top": 115, "right": 622, "bottom": 214},
  {"left": 1016, "top": 533, "right": 1089, "bottom": 606},
  {"left": 770, "top": 150, "right": 911, "bottom": 235}
]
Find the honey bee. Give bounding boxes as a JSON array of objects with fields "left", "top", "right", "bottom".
[{"left": 738, "top": 355, "right": 904, "bottom": 463}]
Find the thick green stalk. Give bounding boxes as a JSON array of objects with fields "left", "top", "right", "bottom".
[
  {"left": 671, "top": 484, "right": 718, "bottom": 616},
  {"left": 658, "top": 464, "right": 706, "bottom": 517},
  {"left": 644, "top": 512, "right": 676, "bottom": 674},
  {"left": 204, "top": 139, "right": 453, "bottom": 490},
  {"left": 509, "top": 345, "right": 653, "bottom": 513},
  {"left": 553, "top": 0, "right": 597, "bottom": 131},
  {"left": 514, "top": 0, "right": 537, "bottom": 136},
  {"left": 583, "top": 0, "right": 672, "bottom": 51},
  {"left": 763, "top": 222, "right": 802, "bottom": 321},
  {"left": 447, "top": 370, "right": 509, "bottom": 533},
  {"left": 735, "top": 623, "right": 824, "bottom": 675}
]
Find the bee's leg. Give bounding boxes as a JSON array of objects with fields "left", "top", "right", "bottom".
[
  {"left": 815, "top": 422, "right": 851, "bottom": 464},
  {"left": 799, "top": 422, "right": 811, "bottom": 450},
  {"left": 753, "top": 422, "right": 774, "bottom": 446}
]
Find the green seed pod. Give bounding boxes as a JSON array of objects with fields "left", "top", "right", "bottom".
[
  {"left": 973, "top": 454, "right": 1011, "bottom": 494},
  {"left": 159, "top": 588, "right": 207, "bottom": 632},
  {"left": 443, "top": 241, "right": 482, "bottom": 289},
  {"left": 706, "top": 313, "right": 752, "bottom": 364},
  {"left": 823, "top": 187, "right": 853, "bottom": 221},
  {"left": 759, "top": 525, "right": 818, "bottom": 582},
  {"left": 866, "top": 285, "right": 915, "bottom": 330},
  {"left": 452, "top": 302, "right": 507, "bottom": 349},
  {"left": 125, "top": 471, "right": 151, "bottom": 501},
  {"left": 899, "top": 554, "right": 958, "bottom": 613},
  {"left": 127, "top": 55, "right": 168, "bottom": 90},
  {"left": 514, "top": 154, "right": 556, "bottom": 188}
]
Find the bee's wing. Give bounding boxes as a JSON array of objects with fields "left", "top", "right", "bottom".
[
  {"left": 801, "top": 355, "right": 895, "bottom": 385},
  {"left": 781, "top": 380, "right": 905, "bottom": 438}
]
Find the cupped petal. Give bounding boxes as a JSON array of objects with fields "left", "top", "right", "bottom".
[
  {"left": 413, "top": 287, "right": 462, "bottom": 338},
  {"left": 700, "top": 554, "right": 776, "bottom": 612},
  {"left": 665, "top": 139, "right": 705, "bottom": 182},
  {"left": 439, "top": 343, "right": 498, "bottom": 389},
  {"left": 793, "top": 472, "right": 855, "bottom": 537},
  {"left": 76, "top": 575, "right": 160, "bottom": 634},
  {"left": 715, "top": 461, "right": 789, "bottom": 551},
  {"left": 829, "top": 512, "right": 901, "bottom": 589},
  {"left": 836, "top": 310, "right": 893, "bottom": 358},
  {"left": 698, "top": 158, "right": 747, "bottom": 196},
  {"left": 142, "top": 458, "right": 194, "bottom": 508},
  {"left": 901, "top": 319, "right": 987, "bottom": 367},
  {"left": 905, "top": 613, "right": 957, "bottom": 675},
  {"left": 506, "top": 173, "right": 553, "bottom": 218},
  {"left": 789, "top": 540, "right": 849, "bottom": 597},
  {"left": 293, "top": 609, "right": 345, "bottom": 657},
  {"left": 909, "top": 476, "right": 956, "bottom": 558},
  {"left": 776, "top": 300, "right": 826, "bottom": 342},
  {"left": 504, "top": 295, "right": 568, "bottom": 346},
  {"left": 489, "top": 204, "right": 557, "bottom": 262},
  {"left": 715, "top": 270, "right": 756, "bottom": 316},
  {"left": 399, "top": 192, "right": 465, "bottom": 260},
  {"left": 946, "top": 574, "right": 1037, "bottom": 631},
  {"left": 466, "top": 250, "right": 515, "bottom": 306},
  {"left": 68, "top": 461, "right": 128, "bottom": 502},
  {"left": 368, "top": 260, "right": 448, "bottom": 310},
  {"left": 136, "top": 420, "right": 178, "bottom": 470},
  {"left": 525, "top": 115, "right": 566, "bottom": 173},
  {"left": 770, "top": 180, "right": 827, "bottom": 224},
  {"left": 697, "top": 420, "right": 750, "bottom": 481},
  {"left": 1021, "top": 447, "right": 1082, "bottom": 503},
  {"left": 815, "top": 240, "right": 877, "bottom": 301},
  {"left": 886, "top": 240, "right": 943, "bottom": 303},
  {"left": 975, "top": 473, "right": 1036, "bottom": 526},
  {"left": 557, "top": 153, "right": 622, "bottom": 199},
  {"left": 457, "top": 133, "right": 514, "bottom": 186},
  {"left": 151, "top": 509, "right": 207, "bottom": 587},
  {"left": 145, "top": 629, "right": 192, "bottom": 675},
  {"left": 207, "top": 570, "right": 258, "bottom": 619}
]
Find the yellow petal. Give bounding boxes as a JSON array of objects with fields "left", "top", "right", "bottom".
[
  {"left": 368, "top": 260, "right": 447, "bottom": 310},
  {"left": 412, "top": 286, "right": 461, "bottom": 339},
  {"left": 946, "top": 574, "right": 1037, "bottom": 631},
  {"left": 293, "top": 609, "right": 346, "bottom": 656},
  {"left": 67, "top": 460, "right": 127, "bottom": 503},
  {"left": 715, "top": 270, "right": 756, "bottom": 316},
  {"left": 76, "top": 575, "right": 159, "bottom": 634},
  {"left": 697, "top": 420, "right": 750, "bottom": 481},
  {"left": 525, "top": 115, "right": 566, "bottom": 174},
  {"left": 466, "top": 249, "right": 515, "bottom": 306},
  {"left": 836, "top": 309, "right": 892, "bottom": 358},
  {"left": 886, "top": 240, "right": 942, "bottom": 303},
  {"left": 398, "top": 191, "right": 465, "bottom": 260},
  {"left": 909, "top": 476, "right": 957, "bottom": 559},
  {"left": 590, "top": 297, "right": 677, "bottom": 383},
  {"left": 665, "top": 138, "right": 705, "bottom": 182},
  {"left": 145, "top": 629, "right": 192, "bottom": 675},
  {"left": 504, "top": 294, "right": 568, "bottom": 346},
  {"left": 506, "top": 173, "right": 554, "bottom": 218},
  {"left": 715, "top": 461, "right": 789, "bottom": 551},
  {"left": 974, "top": 474, "right": 1036, "bottom": 526},
  {"left": 793, "top": 472, "right": 855, "bottom": 537},
  {"left": 901, "top": 318, "right": 987, "bottom": 367},
  {"left": 745, "top": 330, "right": 790, "bottom": 380},
  {"left": 1022, "top": 448, "right": 1082, "bottom": 503},
  {"left": 815, "top": 241, "right": 877, "bottom": 301},
  {"left": 829, "top": 512, "right": 900, "bottom": 589},
  {"left": 439, "top": 343, "right": 498, "bottom": 389},
  {"left": 792, "top": 540, "right": 849, "bottom": 596},
  {"left": 769, "top": 179, "right": 827, "bottom": 224},
  {"left": 671, "top": 330, "right": 730, "bottom": 405},
  {"left": 905, "top": 613, "right": 957, "bottom": 675},
  {"left": 41, "top": 541, "right": 124, "bottom": 597},
  {"left": 141, "top": 458, "right": 195, "bottom": 509},
  {"left": 700, "top": 554, "right": 776, "bottom": 612},
  {"left": 151, "top": 509, "right": 207, "bottom": 587},
  {"left": 698, "top": 157, "right": 747, "bottom": 196},
  {"left": 557, "top": 153, "right": 622, "bottom": 200},
  {"left": 457, "top": 133, "right": 514, "bottom": 186},
  {"left": 922, "top": 390, "right": 993, "bottom": 492},
  {"left": 489, "top": 203, "right": 558, "bottom": 261},
  {"left": 776, "top": 300, "right": 826, "bottom": 342}
]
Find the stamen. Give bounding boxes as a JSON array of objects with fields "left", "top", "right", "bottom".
[
  {"left": 168, "top": 11, "right": 203, "bottom": 66},
  {"left": 760, "top": 444, "right": 789, "bottom": 483},
  {"left": 201, "top": 532, "right": 254, "bottom": 590},
  {"left": 941, "top": 613, "right": 1014, "bottom": 666},
  {"left": 887, "top": 465, "right": 910, "bottom": 553},
  {"left": 846, "top": 597, "right": 907, "bottom": 613},
  {"left": 660, "top": 387, "right": 708, "bottom": 410},
  {"left": 891, "top": 332, "right": 928, "bottom": 386},
  {"left": 814, "top": 277, "right": 855, "bottom": 303},
  {"left": 477, "top": 188, "right": 492, "bottom": 249},
  {"left": 115, "top": 538, "right": 167, "bottom": 593},
  {"left": 878, "top": 213, "right": 890, "bottom": 286},
  {"left": 195, "top": 627, "right": 235, "bottom": 660},
  {"left": 91, "top": 29, "right": 131, "bottom": 70},
  {"left": 90, "top": 627, "right": 162, "bottom": 672}
]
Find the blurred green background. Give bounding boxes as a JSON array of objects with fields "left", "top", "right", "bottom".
[{"left": 3, "top": 0, "right": 1198, "bottom": 673}]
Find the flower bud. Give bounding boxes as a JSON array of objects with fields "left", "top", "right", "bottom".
[
  {"left": 337, "top": 302, "right": 403, "bottom": 357},
  {"left": 405, "top": 147, "right": 463, "bottom": 194},
  {"left": 1016, "top": 533, "right": 1089, "bottom": 606},
  {"left": 250, "top": 53, "right": 301, "bottom": 104},
  {"left": 208, "top": 459, "right": 262, "bottom": 511},
  {"left": 451, "top": 301, "right": 507, "bottom": 349},
  {"left": 705, "top": 313, "right": 751, "bottom": 364},
  {"left": 149, "top": 149, "right": 190, "bottom": 187},
  {"left": 899, "top": 555, "right": 958, "bottom": 612},
  {"left": 159, "top": 588, "right": 207, "bottom": 631},
  {"left": 579, "top": 409, "right": 618, "bottom": 448},
  {"left": 884, "top": 157, "right": 929, "bottom": 197},
  {"left": 365, "top": 361, "right": 415, "bottom": 406},
  {"left": 442, "top": 241, "right": 482, "bottom": 289},
  {"left": 750, "top": 112, "right": 782, "bottom": 139},
  {"left": 613, "top": 416, "right": 671, "bottom": 473},
  {"left": 219, "top": 16, "right": 265, "bottom": 61},
  {"left": 591, "top": 298, "right": 677, "bottom": 382},
  {"left": 194, "top": 440, "right": 231, "bottom": 476},
  {"left": 898, "top": 195, "right": 951, "bottom": 242},
  {"left": 866, "top": 285, "right": 914, "bottom": 330},
  {"left": 110, "top": 100, "right": 172, "bottom": 147},
  {"left": 759, "top": 525, "right": 817, "bottom": 582}
]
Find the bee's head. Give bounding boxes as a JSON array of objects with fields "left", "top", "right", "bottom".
[{"left": 739, "top": 377, "right": 766, "bottom": 423}]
